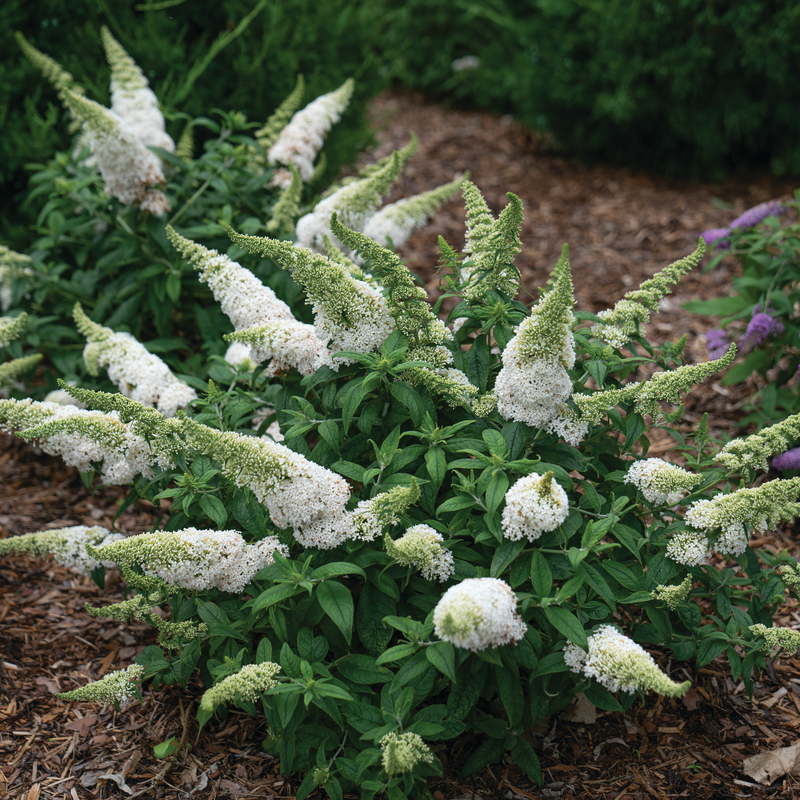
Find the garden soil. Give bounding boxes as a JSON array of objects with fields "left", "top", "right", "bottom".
[{"left": 3, "top": 89, "right": 800, "bottom": 799}]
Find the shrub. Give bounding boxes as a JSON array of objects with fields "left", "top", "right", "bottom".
[
  {"left": 4, "top": 176, "right": 800, "bottom": 797},
  {"left": 0, "top": 0, "right": 383, "bottom": 236},
  {"left": 686, "top": 194, "right": 800, "bottom": 438},
  {"left": 376, "top": 0, "right": 800, "bottom": 178},
  {"left": 4, "top": 29, "right": 457, "bottom": 393}
]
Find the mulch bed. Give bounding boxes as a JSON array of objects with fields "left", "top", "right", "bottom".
[{"left": 3, "top": 89, "right": 800, "bottom": 799}]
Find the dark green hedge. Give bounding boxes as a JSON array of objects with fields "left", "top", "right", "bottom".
[
  {"left": 1, "top": 0, "right": 382, "bottom": 228},
  {"left": 377, "top": 0, "right": 800, "bottom": 179}
]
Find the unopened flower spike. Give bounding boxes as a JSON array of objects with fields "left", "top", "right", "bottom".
[
  {"left": 385, "top": 524, "right": 455, "bottom": 581},
  {"left": 0, "top": 246, "right": 34, "bottom": 312},
  {"left": 650, "top": 576, "right": 693, "bottom": 610},
  {"left": 379, "top": 732, "right": 434, "bottom": 776},
  {"left": 362, "top": 174, "right": 466, "bottom": 250},
  {"left": 462, "top": 192, "right": 524, "bottom": 302},
  {"left": 200, "top": 661, "right": 282, "bottom": 712},
  {"left": 592, "top": 241, "right": 704, "bottom": 348},
  {"left": 89, "top": 528, "right": 289, "bottom": 594},
  {"left": 58, "top": 664, "right": 144, "bottom": 705},
  {"left": 717, "top": 412, "right": 800, "bottom": 473},
  {"left": 60, "top": 89, "right": 170, "bottom": 214},
  {"left": 780, "top": 564, "right": 800, "bottom": 591},
  {"left": 329, "top": 212, "right": 450, "bottom": 350},
  {"left": 15, "top": 32, "right": 85, "bottom": 106},
  {"left": 296, "top": 150, "right": 409, "bottom": 250},
  {"left": 357, "top": 132, "right": 418, "bottom": 179},
  {"left": 0, "top": 525, "right": 124, "bottom": 576},
  {"left": 0, "top": 313, "right": 28, "bottom": 348},
  {"left": 402, "top": 366, "right": 478, "bottom": 407},
  {"left": 625, "top": 458, "right": 702, "bottom": 505},
  {"left": 255, "top": 74, "right": 305, "bottom": 151},
  {"left": 266, "top": 165, "right": 303, "bottom": 233},
  {"left": 74, "top": 303, "right": 196, "bottom": 417},
  {"left": 268, "top": 78, "right": 353, "bottom": 186},
  {"left": 434, "top": 577, "right": 527, "bottom": 651},
  {"left": 175, "top": 120, "right": 194, "bottom": 161},
  {"left": 495, "top": 244, "right": 576, "bottom": 431},
  {"left": 461, "top": 180, "right": 495, "bottom": 260},
  {"left": 0, "top": 353, "right": 42, "bottom": 391},
  {"left": 749, "top": 624, "right": 800, "bottom": 654},
  {"left": 564, "top": 625, "right": 690, "bottom": 697},
  {"left": 502, "top": 471, "right": 570, "bottom": 541},
  {"left": 100, "top": 26, "right": 174, "bottom": 153},
  {"left": 685, "top": 476, "right": 800, "bottom": 555},
  {"left": 574, "top": 344, "right": 737, "bottom": 424},
  {"left": 226, "top": 228, "right": 394, "bottom": 364},
  {"left": 351, "top": 480, "right": 421, "bottom": 541}
]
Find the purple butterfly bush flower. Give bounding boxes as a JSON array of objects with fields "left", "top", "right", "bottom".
[
  {"left": 705, "top": 328, "right": 730, "bottom": 360},
  {"left": 702, "top": 200, "right": 786, "bottom": 250},
  {"left": 739, "top": 311, "right": 784, "bottom": 352},
  {"left": 772, "top": 448, "right": 800, "bottom": 471}
]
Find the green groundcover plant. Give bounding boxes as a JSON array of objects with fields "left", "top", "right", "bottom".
[{"left": 5, "top": 177, "right": 800, "bottom": 798}]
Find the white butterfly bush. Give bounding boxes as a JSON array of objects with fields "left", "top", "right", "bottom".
[
  {"left": 100, "top": 26, "right": 175, "bottom": 154},
  {"left": 0, "top": 525, "right": 125, "bottom": 576},
  {"left": 90, "top": 528, "right": 289, "bottom": 594},
  {"left": 433, "top": 577, "right": 527, "bottom": 651},
  {"left": 384, "top": 524, "right": 455, "bottom": 582},
  {"left": 624, "top": 458, "right": 702, "bottom": 506},
  {"left": 74, "top": 304, "right": 196, "bottom": 417},
  {"left": 501, "top": 471, "right": 569, "bottom": 542},
  {"left": 268, "top": 79, "right": 354, "bottom": 186},
  {"left": 564, "top": 625, "right": 690, "bottom": 697}
]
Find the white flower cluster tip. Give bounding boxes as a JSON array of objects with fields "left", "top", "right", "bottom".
[
  {"left": 75, "top": 305, "right": 196, "bottom": 417},
  {"left": 59, "top": 664, "right": 144, "bottom": 705},
  {"left": 200, "top": 661, "right": 282, "bottom": 711},
  {"left": 502, "top": 471, "right": 569, "bottom": 542},
  {"left": 624, "top": 458, "right": 702, "bottom": 506},
  {"left": 90, "top": 528, "right": 289, "bottom": 594},
  {"left": 0, "top": 525, "right": 124, "bottom": 576},
  {"left": 379, "top": 732, "right": 434, "bottom": 776},
  {"left": 433, "top": 577, "right": 526, "bottom": 651},
  {"left": 564, "top": 625, "right": 690, "bottom": 697},
  {"left": 385, "top": 524, "right": 454, "bottom": 582},
  {"left": 665, "top": 530, "right": 710, "bottom": 566}
]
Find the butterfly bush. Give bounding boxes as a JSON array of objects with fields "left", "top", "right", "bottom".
[{"left": 7, "top": 173, "right": 800, "bottom": 798}]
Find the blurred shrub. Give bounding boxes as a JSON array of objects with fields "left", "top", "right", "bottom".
[
  {"left": 0, "top": 0, "right": 382, "bottom": 235},
  {"left": 377, "top": 0, "right": 800, "bottom": 178}
]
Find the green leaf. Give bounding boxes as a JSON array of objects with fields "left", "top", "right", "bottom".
[
  {"left": 696, "top": 637, "right": 728, "bottom": 668},
  {"left": 530, "top": 550, "right": 553, "bottom": 598},
  {"left": 356, "top": 583, "right": 396, "bottom": 654},
  {"left": 584, "top": 684, "right": 623, "bottom": 712},
  {"left": 485, "top": 471, "right": 510, "bottom": 514},
  {"left": 311, "top": 562, "right": 366, "bottom": 581},
  {"left": 389, "top": 381, "right": 424, "bottom": 426},
  {"left": 425, "top": 642, "right": 457, "bottom": 682},
  {"left": 196, "top": 602, "right": 248, "bottom": 642},
  {"left": 153, "top": 738, "right": 179, "bottom": 759},
  {"left": 199, "top": 494, "right": 228, "bottom": 528},
  {"left": 495, "top": 665, "right": 523, "bottom": 727},
  {"left": 316, "top": 581, "right": 354, "bottom": 645},
  {"left": 459, "top": 738, "right": 504, "bottom": 777},
  {"left": 509, "top": 737, "right": 542, "bottom": 785},
  {"left": 336, "top": 655, "right": 393, "bottom": 684},
  {"left": 252, "top": 582, "right": 302, "bottom": 613},
  {"left": 425, "top": 447, "right": 446, "bottom": 492},
  {"left": 490, "top": 539, "right": 525, "bottom": 579},
  {"left": 437, "top": 493, "right": 476, "bottom": 514},
  {"left": 318, "top": 420, "right": 341, "bottom": 454},
  {"left": 545, "top": 606, "right": 588, "bottom": 651}
]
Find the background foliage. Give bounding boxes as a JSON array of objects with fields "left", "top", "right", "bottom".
[{"left": 376, "top": 0, "right": 800, "bottom": 179}]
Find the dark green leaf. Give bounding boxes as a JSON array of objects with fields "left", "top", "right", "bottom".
[{"left": 317, "top": 581, "right": 354, "bottom": 645}]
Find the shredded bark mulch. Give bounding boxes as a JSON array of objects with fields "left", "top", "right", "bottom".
[{"left": 3, "top": 90, "right": 800, "bottom": 799}]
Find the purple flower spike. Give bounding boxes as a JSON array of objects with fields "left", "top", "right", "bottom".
[
  {"left": 729, "top": 200, "right": 785, "bottom": 231},
  {"left": 772, "top": 448, "right": 800, "bottom": 471},
  {"left": 739, "top": 312, "right": 784, "bottom": 352},
  {"left": 705, "top": 328, "right": 730, "bottom": 360},
  {"left": 701, "top": 227, "right": 731, "bottom": 249}
]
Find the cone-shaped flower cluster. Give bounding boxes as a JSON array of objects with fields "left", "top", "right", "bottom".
[
  {"left": 58, "top": 664, "right": 144, "bottom": 704},
  {"left": 749, "top": 624, "right": 800, "bottom": 654},
  {"left": 200, "top": 661, "right": 282, "bottom": 711},
  {"left": 379, "top": 732, "right": 435, "bottom": 776},
  {"left": 362, "top": 176, "right": 465, "bottom": 250},
  {"left": 564, "top": 625, "right": 690, "bottom": 697},
  {"left": 268, "top": 79, "right": 353, "bottom": 185},
  {"left": 74, "top": 304, "right": 196, "bottom": 417},
  {"left": 0, "top": 525, "right": 124, "bottom": 576},
  {"left": 591, "top": 243, "right": 704, "bottom": 348},
  {"left": 665, "top": 530, "right": 710, "bottom": 566},
  {"left": 167, "top": 226, "right": 327, "bottom": 376},
  {"left": 624, "top": 458, "right": 702, "bottom": 506},
  {"left": 226, "top": 230, "right": 394, "bottom": 366},
  {"left": 433, "top": 577, "right": 526, "bottom": 651},
  {"left": 502, "top": 472, "right": 569, "bottom": 542},
  {"left": 89, "top": 528, "right": 288, "bottom": 594},
  {"left": 0, "top": 313, "right": 28, "bottom": 349},
  {"left": 495, "top": 246, "right": 578, "bottom": 435},
  {"left": 385, "top": 524, "right": 454, "bottom": 581},
  {"left": 100, "top": 26, "right": 174, "bottom": 153},
  {"left": 718, "top": 412, "right": 800, "bottom": 473},
  {"left": 255, "top": 75, "right": 305, "bottom": 152},
  {"left": 685, "top": 477, "right": 800, "bottom": 555},
  {"left": 650, "top": 576, "right": 693, "bottom": 610}
]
